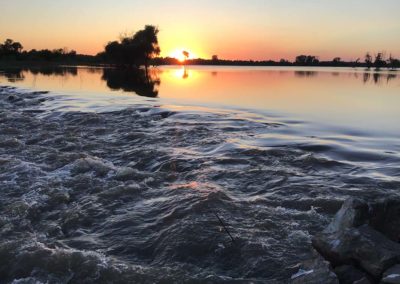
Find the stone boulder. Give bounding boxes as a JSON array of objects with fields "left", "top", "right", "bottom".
[
  {"left": 313, "top": 224, "right": 400, "bottom": 278},
  {"left": 312, "top": 198, "right": 400, "bottom": 280},
  {"left": 369, "top": 200, "right": 400, "bottom": 243},
  {"left": 290, "top": 249, "right": 339, "bottom": 284}
]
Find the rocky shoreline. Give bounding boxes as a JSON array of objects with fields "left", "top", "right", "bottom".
[{"left": 291, "top": 198, "right": 400, "bottom": 284}]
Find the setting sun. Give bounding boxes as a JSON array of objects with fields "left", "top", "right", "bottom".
[{"left": 169, "top": 49, "right": 196, "bottom": 62}]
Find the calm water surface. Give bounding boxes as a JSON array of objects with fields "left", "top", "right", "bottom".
[
  {"left": 0, "top": 66, "right": 399, "bottom": 282},
  {"left": 1, "top": 66, "right": 399, "bottom": 133}
]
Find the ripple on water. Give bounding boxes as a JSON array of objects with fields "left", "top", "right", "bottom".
[{"left": 0, "top": 86, "right": 399, "bottom": 282}]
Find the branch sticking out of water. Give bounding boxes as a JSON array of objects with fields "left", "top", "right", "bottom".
[{"left": 214, "top": 212, "right": 236, "bottom": 244}]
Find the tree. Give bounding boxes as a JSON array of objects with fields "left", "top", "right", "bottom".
[
  {"left": 182, "top": 50, "right": 189, "bottom": 62},
  {"left": 131, "top": 25, "right": 161, "bottom": 69},
  {"left": 374, "top": 52, "right": 386, "bottom": 70},
  {"left": 295, "top": 55, "right": 319, "bottom": 65},
  {"left": 365, "top": 52, "right": 373, "bottom": 69},
  {"left": 387, "top": 54, "right": 399, "bottom": 70},
  {"left": 212, "top": 55, "right": 219, "bottom": 61},
  {"left": 0, "top": 39, "right": 23, "bottom": 58},
  {"left": 104, "top": 25, "right": 161, "bottom": 69}
]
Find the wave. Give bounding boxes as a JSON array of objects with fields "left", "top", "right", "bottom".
[{"left": 1, "top": 86, "right": 399, "bottom": 282}]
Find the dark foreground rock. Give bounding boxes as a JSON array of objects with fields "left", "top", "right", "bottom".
[
  {"left": 292, "top": 197, "right": 400, "bottom": 283},
  {"left": 334, "top": 265, "right": 371, "bottom": 284},
  {"left": 290, "top": 249, "right": 339, "bottom": 284}
]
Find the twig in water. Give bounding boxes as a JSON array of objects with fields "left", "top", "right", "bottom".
[{"left": 213, "top": 211, "right": 236, "bottom": 244}]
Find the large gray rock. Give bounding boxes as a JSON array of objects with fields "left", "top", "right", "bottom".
[
  {"left": 312, "top": 198, "right": 400, "bottom": 278},
  {"left": 290, "top": 250, "right": 338, "bottom": 284},
  {"left": 314, "top": 225, "right": 400, "bottom": 278},
  {"left": 324, "top": 198, "right": 369, "bottom": 234}
]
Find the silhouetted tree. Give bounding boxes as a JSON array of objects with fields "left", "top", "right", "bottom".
[
  {"left": 352, "top": 58, "right": 360, "bottom": 68},
  {"left": 104, "top": 25, "right": 160, "bottom": 70},
  {"left": 387, "top": 55, "right": 400, "bottom": 70},
  {"left": 374, "top": 52, "right": 386, "bottom": 70},
  {"left": 365, "top": 52, "right": 373, "bottom": 69},
  {"left": 0, "top": 39, "right": 23, "bottom": 58},
  {"left": 182, "top": 50, "right": 189, "bottom": 61},
  {"left": 212, "top": 55, "right": 219, "bottom": 61},
  {"left": 132, "top": 25, "right": 161, "bottom": 70},
  {"left": 295, "top": 55, "right": 319, "bottom": 66},
  {"left": 279, "top": 59, "right": 289, "bottom": 65}
]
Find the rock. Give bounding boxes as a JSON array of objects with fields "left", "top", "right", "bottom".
[
  {"left": 313, "top": 222, "right": 400, "bottom": 278},
  {"left": 334, "top": 265, "right": 371, "bottom": 284},
  {"left": 355, "top": 226, "right": 400, "bottom": 278},
  {"left": 354, "top": 278, "right": 372, "bottom": 284},
  {"left": 290, "top": 250, "right": 339, "bottom": 284},
  {"left": 324, "top": 198, "right": 369, "bottom": 234},
  {"left": 313, "top": 198, "right": 400, "bottom": 278},
  {"left": 382, "top": 264, "right": 400, "bottom": 284},
  {"left": 369, "top": 199, "right": 400, "bottom": 243}
]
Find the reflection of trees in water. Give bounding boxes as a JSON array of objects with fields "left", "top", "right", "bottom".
[
  {"left": 386, "top": 73, "right": 397, "bottom": 83},
  {"left": 362, "top": 72, "right": 398, "bottom": 84},
  {"left": 85, "top": 67, "right": 103, "bottom": 75},
  {"left": 0, "top": 66, "right": 78, "bottom": 82},
  {"left": 101, "top": 68, "right": 160, "bottom": 98},
  {"left": 373, "top": 73, "right": 380, "bottom": 84},
  {"left": 292, "top": 69, "right": 398, "bottom": 85},
  {"left": 0, "top": 68, "right": 25, "bottom": 82},
  {"left": 28, "top": 66, "right": 78, "bottom": 76},
  {"left": 182, "top": 67, "right": 189, "bottom": 79},
  {"left": 363, "top": 72, "right": 371, "bottom": 84},
  {"left": 294, "top": 71, "right": 318, "bottom": 78}
]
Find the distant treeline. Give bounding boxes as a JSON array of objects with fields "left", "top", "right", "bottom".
[
  {"left": 0, "top": 39, "right": 97, "bottom": 64},
  {"left": 153, "top": 54, "right": 400, "bottom": 69},
  {"left": 1, "top": 36, "right": 399, "bottom": 69}
]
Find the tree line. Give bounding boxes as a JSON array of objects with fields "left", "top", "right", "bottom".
[
  {"left": 156, "top": 53, "right": 399, "bottom": 69},
  {"left": 1, "top": 26, "right": 399, "bottom": 70},
  {"left": 0, "top": 39, "right": 94, "bottom": 63}
]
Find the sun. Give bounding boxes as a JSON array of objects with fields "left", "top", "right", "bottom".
[{"left": 170, "top": 49, "right": 195, "bottom": 62}]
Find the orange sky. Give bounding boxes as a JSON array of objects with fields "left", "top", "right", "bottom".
[{"left": 1, "top": 0, "right": 399, "bottom": 61}]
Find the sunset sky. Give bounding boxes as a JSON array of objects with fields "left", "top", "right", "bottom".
[{"left": 1, "top": 0, "right": 399, "bottom": 61}]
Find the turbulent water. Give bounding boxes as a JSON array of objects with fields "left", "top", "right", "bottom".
[{"left": 0, "top": 68, "right": 400, "bottom": 283}]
